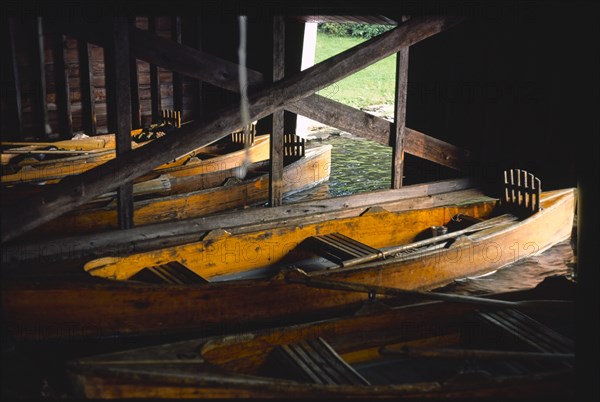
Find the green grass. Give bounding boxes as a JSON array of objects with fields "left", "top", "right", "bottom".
[{"left": 315, "top": 33, "right": 396, "bottom": 108}]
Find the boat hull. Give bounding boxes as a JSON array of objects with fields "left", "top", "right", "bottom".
[
  {"left": 15, "top": 140, "right": 320, "bottom": 239},
  {"left": 66, "top": 279, "right": 575, "bottom": 399},
  {"left": 1, "top": 188, "right": 575, "bottom": 342}
]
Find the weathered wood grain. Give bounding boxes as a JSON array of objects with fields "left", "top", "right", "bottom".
[
  {"left": 270, "top": 16, "right": 285, "bottom": 207},
  {"left": 392, "top": 16, "right": 410, "bottom": 188},
  {"left": 78, "top": 40, "right": 97, "bottom": 135}
]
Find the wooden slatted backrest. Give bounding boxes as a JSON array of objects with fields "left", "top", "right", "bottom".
[
  {"left": 263, "top": 337, "right": 370, "bottom": 386},
  {"left": 283, "top": 133, "right": 305, "bottom": 163},
  {"left": 503, "top": 168, "right": 541, "bottom": 217}
]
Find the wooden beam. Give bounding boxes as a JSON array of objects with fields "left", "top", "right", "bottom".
[
  {"left": 287, "top": 96, "right": 471, "bottom": 172},
  {"left": 1, "top": 17, "right": 22, "bottom": 138},
  {"left": 30, "top": 16, "right": 49, "bottom": 138},
  {"left": 2, "top": 178, "right": 477, "bottom": 266},
  {"left": 105, "top": 17, "right": 134, "bottom": 229},
  {"left": 130, "top": 25, "right": 265, "bottom": 93},
  {"left": 148, "top": 17, "right": 162, "bottom": 121},
  {"left": 270, "top": 16, "right": 285, "bottom": 207},
  {"left": 191, "top": 17, "right": 203, "bottom": 121},
  {"left": 51, "top": 32, "right": 73, "bottom": 138},
  {"left": 78, "top": 40, "right": 97, "bottom": 135},
  {"left": 391, "top": 16, "right": 410, "bottom": 188},
  {"left": 1, "top": 16, "right": 461, "bottom": 242},
  {"left": 126, "top": 23, "right": 471, "bottom": 172},
  {"left": 171, "top": 16, "right": 184, "bottom": 112},
  {"left": 129, "top": 19, "right": 141, "bottom": 129}
]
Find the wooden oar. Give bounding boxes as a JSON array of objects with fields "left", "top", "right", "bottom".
[
  {"left": 339, "top": 214, "right": 518, "bottom": 268},
  {"left": 379, "top": 346, "right": 574, "bottom": 362},
  {"left": 1, "top": 149, "right": 106, "bottom": 155},
  {"left": 285, "top": 269, "right": 574, "bottom": 316},
  {"left": 1, "top": 139, "right": 109, "bottom": 150}
]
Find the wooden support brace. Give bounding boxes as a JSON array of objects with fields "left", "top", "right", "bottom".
[
  {"left": 270, "top": 15, "right": 285, "bottom": 207},
  {"left": 105, "top": 17, "right": 134, "bottom": 229},
  {"left": 58, "top": 18, "right": 471, "bottom": 172},
  {"left": 78, "top": 40, "right": 97, "bottom": 136},
  {"left": 391, "top": 16, "right": 410, "bottom": 188}
]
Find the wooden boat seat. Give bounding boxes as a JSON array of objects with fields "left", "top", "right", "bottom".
[
  {"left": 268, "top": 337, "right": 371, "bottom": 386},
  {"left": 129, "top": 261, "right": 209, "bottom": 284},
  {"left": 304, "top": 232, "right": 382, "bottom": 267},
  {"left": 470, "top": 308, "right": 573, "bottom": 369}
]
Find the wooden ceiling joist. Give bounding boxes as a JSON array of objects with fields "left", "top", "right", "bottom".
[{"left": 1, "top": 16, "right": 462, "bottom": 243}]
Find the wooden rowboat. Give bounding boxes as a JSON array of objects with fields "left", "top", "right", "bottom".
[
  {"left": 0, "top": 109, "right": 180, "bottom": 167},
  {"left": 66, "top": 276, "right": 575, "bottom": 399},
  {"left": 1, "top": 128, "right": 268, "bottom": 185},
  {"left": 1, "top": 171, "right": 575, "bottom": 342},
  {"left": 1, "top": 133, "right": 270, "bottom": 205},
  {"left": 13, "top": 143, "right": 330, "bottom": 239}
]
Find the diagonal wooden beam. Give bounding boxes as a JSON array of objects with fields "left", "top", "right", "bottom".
[
  {"left": 59, "top": 20, "right": 471, "bottom": 172},
  {"left": 1, "top": 16, "right": 461, "bottom": 243},
  {"left": 287, "top": 96, "right": 471, "bottom": 172},
  {"left": 131, "top": 22, "right": 472, "bottom": 171},
  {"left": 129, "top": 22, "right": 471, "bottom": 171}
]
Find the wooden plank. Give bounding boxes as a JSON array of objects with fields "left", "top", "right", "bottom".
[
  {"left": 105, "top": 17, "right": 134, "bottom": 229},
  {"left": 148, "top": 17, "right": 162, "bottom": 121},
  {"left": 1, "top": 17, "right": 23, "bottom": 138},
  {"left": 391, "top": 16, "right": 410, "bottom": 188},
  {"left": 171, "top": 16, "right": 183, "bottom": 113},
  {"left": 287, "top": 96, "right": 470, "bottom": 172},
  {"left": 270, "top": 16, "right": 285, "bottom": 207},
  {"left": 1, "top": 178, "right": 477, "bottom": 266},
  {"left": 130, "top": 19, "right": 141, "bottom": 129},
  {"left": 132, "top": 25, "right": 471, "bottom": 172},
  {"left": 51, "top": 31, "right": 73, "bottom": 138},
  {"left": 78, "top": 40, "right": 97, "bottom": 135},
  {"left": 30, "top": 16, "right": 49, "bottom": 138},
  {"left": 1, "top": 16, "right": 462, "bottom": 242},
  {"left": 192, "top": 17, "right": 203, "bottom": 121}
]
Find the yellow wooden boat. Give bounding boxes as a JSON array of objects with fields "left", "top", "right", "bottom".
[
  {"left": 16, "top": 144, "right": 330, "bottom": 239},
  {"left": 1, "top": 133, "right": 270, "bottom": 205},
  {"left": 0, "top": 110, "right": 180, "bottom": 167},
  {"left": 66, "top": 276, "right": 575, "bottom": 399},
  {"left": 1, "top": 171, "right": 575, "bottom": 341},
  {"left": 1, "top": 127, "right": 267, "bottom": 185}
]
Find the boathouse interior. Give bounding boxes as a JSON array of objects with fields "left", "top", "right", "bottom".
[{"left": 1, "top": 1, "right": 597, "bottom": 400}]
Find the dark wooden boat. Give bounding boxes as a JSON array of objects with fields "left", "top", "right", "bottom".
[
  {"left": 1, "top": 171, "right": 575, "bottom": 342},
  {"left": 66, "top": 276, "right": 576, "bottom": 399},
  {"left": 13, "top": 143, "right": 329, "bottom": 239}
]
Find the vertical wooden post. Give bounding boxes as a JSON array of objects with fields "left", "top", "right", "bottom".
[
  {"left": 391, "top": 17, "right": 410, "bottom": 189},
  {"left": 192, "top": 16, "right": 203, "bottom": 121},
  {"left": 105, "top": 16, "right": 134, "bottom": 229},
  {"left": 148, "top": 17, "right": 162, "bottom": 122},
  {"left": 31, "top": 16, "right": 49, "bottom": 138},
  {"left": 52, "top": 31, "right": 73, "bottom": 138},
  {"left": 1, "top": 17, "right": 23, "bottom": 138},
  {"left": 78, "top": 40, "right": 97, "bottom": 135},
  {"left": 130, "top": 18, "right": 141, "bottom": 129},
  {"left": 171, "top": 16, "right": 183, "bottom": 113},
  {"left": 269, "top": 16, "right": 285, "bottom": 207}
]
